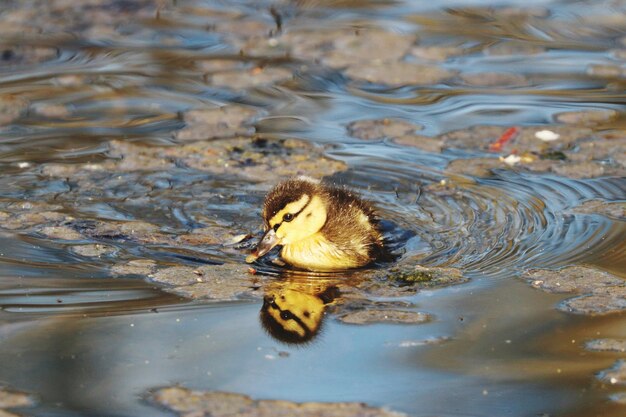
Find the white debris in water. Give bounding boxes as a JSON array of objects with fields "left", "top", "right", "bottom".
[
  {"left": 268, "top": 38, "right": 279, "bottom": 47},
  {"left": 398, "top": 340, "right": 423, "bottom": 348},
  {"left": 392, "top": 337, "right": 451, "bottom": 348},
  {"left": 499, "top": 154, "right": 521, "bottom": 166},
  {"left": 610, "top": 377, "right": 618, "bottom": 384},
  {"left": 535, "top": 130, "right": 560, "bottom": 141},
  {"left": 16, "top": 162, "right": 31, "bottom": 168}
]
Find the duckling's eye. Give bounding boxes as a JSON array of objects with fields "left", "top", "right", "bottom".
[
  {"left": 280, "top": 311, "right": 294, "bottom": 320},
  {"left": 283, "top": 213, "right": 294, "bottom": 222}
]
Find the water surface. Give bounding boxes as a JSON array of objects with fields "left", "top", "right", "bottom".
[{"left": 0, "top": 1, "right": 625, "bottom": 416}]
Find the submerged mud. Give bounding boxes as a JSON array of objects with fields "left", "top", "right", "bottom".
[
  {"left": 152, "top": 386, "right": 407, "bottom": 417},
  {"left": 0, "top": 386, "right": 34, "bottom": 417},
  {"left": 522, "top": 266, "right": 626, "bottom": 315}
]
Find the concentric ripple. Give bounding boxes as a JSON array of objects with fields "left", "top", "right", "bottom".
[{"left": 329, "top": 145, "right": 626, "bottom": 278}]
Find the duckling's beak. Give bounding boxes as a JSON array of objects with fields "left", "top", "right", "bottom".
[{"left": 249, "top": 229, "right": 281, "bottom": 261}]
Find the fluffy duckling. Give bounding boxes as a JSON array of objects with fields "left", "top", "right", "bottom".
[{"left": 246, "top": 176, "right": 385, "bottom": 271}]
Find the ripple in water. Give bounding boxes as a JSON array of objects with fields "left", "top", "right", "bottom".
[{"left": 330, "top": 145, "right": 626, "bottom": 278}]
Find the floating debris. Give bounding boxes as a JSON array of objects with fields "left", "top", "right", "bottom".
[
  {"left": 489, "top": 126, "right": 520, "bottom": 152},
  {"left": 535, "top": 130, "right": 560, "bottom": 141},
  {"left": 499, "top": 154, "right": 522, "bottom": 167},
  {"left": 394, "top": 337, "right": 451, "bottom": 347}
]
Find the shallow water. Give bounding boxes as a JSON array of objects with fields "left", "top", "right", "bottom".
[{"left": 1, "top": 0, "right": 625, "bottom": 416}]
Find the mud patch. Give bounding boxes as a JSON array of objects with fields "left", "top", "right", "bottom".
[
  {"left": 357, "top": 264, "right": 467, "bottom": 297},
  {"left": 70, "top": 243, "right": 117, "bottom": 257},
  {"left": 438, "top": 125, "right": 626, "bottom": 178},
  {"left": 43, "top": 136, "right": 345, "bottom": 183},
  {"left": 410, "top": 45, "right": 465, "bottom": 62},
  {"left": 39, "top": 225, "right": 84, "bottom": 241},
  {"left": 585, "top": 339, "right": 626, "bottom": 353},
  {"left": 347, "top": 119, "right": 423, "bottom": 141},
  {"left": 174, "top": 105, "right": 260, "bottom": 142},
  {"left": 346, "top": 62, "right": 455, "bottom": 87},
  {"left": 337, "top": 309, "right": 431, "bottom": 325},
  {"left": 150, "top": 386, "right": 407, "bottom": 417},
  {"left": 149, "top": 264, "right": 260, "bottom": 301},
  {"left": 346, "top": 118, "right": 443, "bottom": 152},
  {"left": 0, "top": 202, "right": 67, "bottom": 231},
  {"left": 0, "top": 95, "right": 29, "bottom": 126},
  {"left": 459, "top": 72, "right": 529, "bottom": 87},
  {"left": 0, "top": 386, "right": 34, "bottom": 417},
  {"left": 562, "top": 287, "right": 626, "bottom": 316},
  {"left": 554, "top": 109, "right": 618, "bottom": 126},
  {"left": 569, "top": 200, "right": 626, "bottom": 220},
  {"left": 445, "top": 157, "right": 503, "bottom": 177},
  {"left": 522, "top": 266, "right": 626, "bottom": 315},
  {"left": 389, "top": 134, "right": 443, "bottom": 153},
  {"left": 111, "top": 259, "right": 157, "bottom": 277},
  {"left": 209, "top": 66, "right": 293, "bottom": 90}
]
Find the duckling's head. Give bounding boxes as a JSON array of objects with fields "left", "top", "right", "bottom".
[
  {"left": 251, "top": 177, "right": 328, "bottom": 259},
  {"left": 260, "top": 284, "right": 339, "bottom": 344}
]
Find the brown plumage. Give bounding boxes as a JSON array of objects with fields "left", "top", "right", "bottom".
[{"left": 247, "top": 176, "right": 384, "bottom": 271}]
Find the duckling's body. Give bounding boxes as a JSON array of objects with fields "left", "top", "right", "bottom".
[{"left": 247, "top": 177, "right": 384, "bottom": 271}]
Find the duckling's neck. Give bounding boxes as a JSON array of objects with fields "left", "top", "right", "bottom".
[{"left": 280, "top": 232, "right": 369, "bottom": 271}]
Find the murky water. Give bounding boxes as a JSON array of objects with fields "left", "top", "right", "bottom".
[{"left": 1, "top": 0, "right": 625, "bottom": 416}]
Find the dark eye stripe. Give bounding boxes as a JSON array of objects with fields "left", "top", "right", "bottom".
[
  {"left": 273, "top": 199, "right": 312, "bottom": 230},
  {"left": 269, "top": 302, "right": 311, "bottom": 333}
]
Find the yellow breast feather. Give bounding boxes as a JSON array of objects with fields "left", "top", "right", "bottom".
[{"left": 281, "top": 232, "right": 366, "bottom": 271}]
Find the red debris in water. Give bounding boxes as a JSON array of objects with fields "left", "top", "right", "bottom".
[
  {"left": 489, "top": 126, "right": 520, "bottom": 152},
  {"left": 248, "top": 267, "right": 257, "bottom": 275}
]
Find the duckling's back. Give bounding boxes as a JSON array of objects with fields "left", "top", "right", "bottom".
[{"left": 316, "top": 184, "right": 384, "bottom": 269}]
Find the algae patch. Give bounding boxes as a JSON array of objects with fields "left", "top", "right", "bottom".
[
  {"left": 150, "top": 386, "right": 408, "bottom": 417},
  {"left": 522, "top": 266, "right": 626, "bottom": 315}
]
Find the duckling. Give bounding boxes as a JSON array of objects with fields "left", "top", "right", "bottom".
[{"left": 246, "top": 176, "right": 385, "bottom": 271}]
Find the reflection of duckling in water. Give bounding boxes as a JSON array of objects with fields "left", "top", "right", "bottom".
[
  {"left": 260, "top": 280, "right": 340, "bottom": 344},
  {"left": 246, "top": 176, "right": 386, "bottom": 271}
]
